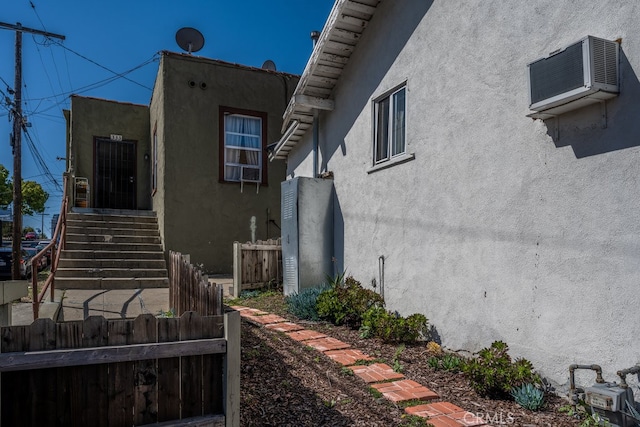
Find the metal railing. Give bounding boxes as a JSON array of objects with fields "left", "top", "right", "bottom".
[{"left": 31, "top": 174, "right": 68, "bottom": 319}]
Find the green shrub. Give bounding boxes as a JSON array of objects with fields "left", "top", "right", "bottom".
[
  {"left": 360, "top": 306, "right": 429, "bottom": 344},
  {"left": 440, "top": 354, "right": 463, "bottom": 372},
  {"left": 376, "top": 311, "right": 429, "bottom": 344},
  {"left": 360, "top": 305, "right": 387, "bottom": 338},
  {"left": 285, "top": 285, "right": 328, "bottom": 320},
  {"left": 462, "top": 341, "right": 539, "bottom": 398},
  {"left": 317, "top": 276, "right": 384, "bottom": 328},
  {"left": 511, "top": 383, "right": 545, "bottom": 411}
]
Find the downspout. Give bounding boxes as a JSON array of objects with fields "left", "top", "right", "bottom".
[{"left": 313, "top": 112, "right": 319, "bottom": 177}]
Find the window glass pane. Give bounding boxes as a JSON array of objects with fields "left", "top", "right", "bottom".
[
  {"left": 223, "top": 113, "right": 263, "bottom": 182},
  {"left": 225, "top": 115, "right": 261, "bottom": 148},
  {"left": 375, "top": 97, "right": 390, "bottom": 162},
  {"left": 392, "top": 88, "right": 406, "bottom": 156},
  {"left": 225, "top": 164, "right": 240, "bottom": 182}
]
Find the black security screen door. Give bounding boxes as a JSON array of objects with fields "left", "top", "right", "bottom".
[{"left": 94, "top": 138, "right": 137, "bottom": 210}]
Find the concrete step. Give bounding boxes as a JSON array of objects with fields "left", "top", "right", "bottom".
[
  {"left": 66, "top": 233, "right": 160, "bottom": 244},
  {"left": 64, "top": 241, "right": 163, "bottom": 252},
  {"left": 60, "top": 250, "right": 165, "bottom": 260},
  {"left": 66, "top": 225, "right": 159, "bottom": 237},
  {"left": 66, "top": 219, "right": 158, "bottom": 230},
  {"left": 55, "top": 267, "right": 168, "bottom": 278},
  {"left": 57, "top": 258, "right": 167, "bottom": 269},
  {"left": 67, "top": 212, "right": 157, "bottom": 224},
  {"left": 55, "top": 277, "right": 169, "bottom": 290}
]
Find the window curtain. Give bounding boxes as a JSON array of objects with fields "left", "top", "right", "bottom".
[{"left": 225, "top": 115, "right": 261, "bottom": 181}]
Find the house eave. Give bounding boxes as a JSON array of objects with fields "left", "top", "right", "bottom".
[{"left": 271, "top": 0, "right": 381, "bottom": 161}]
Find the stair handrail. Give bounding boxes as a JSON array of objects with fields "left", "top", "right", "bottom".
[{"left": 32, "top": 174, "right": 69, "bottom": 319}]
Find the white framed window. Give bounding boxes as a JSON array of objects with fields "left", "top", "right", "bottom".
[
  {"left": 221, "top": 110, "right": 265, "bottom": 184},
  {"left": 374, "top": 85, "right": 406, "bottom": 164}
]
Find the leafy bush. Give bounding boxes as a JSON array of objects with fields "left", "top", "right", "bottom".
[
  {"left": 317, "top": 276, "right": 384, "bottom": 328},
  {"left": 440, "top": 354, "right": 463, "bottom": 372},
  {"left": 360, "top": 305, "right": 387, "bottom": 338},
  {"left": 462, "top": 341, "right": 539, "bottom": 398},
  {"left": 511, "top": 383, "right": 545, "bottom": 411},
  {"left": 285, "top": 285, "right": 328, "bottom": 321},
  {"left": 376, "top": 311, "right": 429, "bottom": 344},
  {"left": 360, "top": 306, "right": 429, "bottom": 344},
  {"left": 426, "top": 353, "right": 463, "bottom": 372}
]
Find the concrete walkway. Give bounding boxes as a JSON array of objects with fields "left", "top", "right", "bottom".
[
  {"left": 10, "top": 276, "right": 234, "bottom": 325},
  {"left": 234, "top": 305, "right": 490, "bottom": 427}
]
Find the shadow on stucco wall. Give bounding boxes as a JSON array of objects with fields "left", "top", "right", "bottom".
[
  {"left": 333, "top": 189, "right": 344, "bottom": 276},
  {"left": 319, "top": 0, "right": 434, "bottom": 170},
  {"left": 546, "top": 49, "right": 640, "bottom": 158}
]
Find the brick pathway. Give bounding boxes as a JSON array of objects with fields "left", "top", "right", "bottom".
[{"left": 233, "top": 305, "right": 491, "bottom": 426}]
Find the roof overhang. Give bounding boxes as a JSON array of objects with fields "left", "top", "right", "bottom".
[{"left": 270, "top": 0, "right": 381, "bottom": 161}]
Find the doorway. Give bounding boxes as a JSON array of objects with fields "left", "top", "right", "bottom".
[{"left": 94, "top": 138, "right": 137, "bottom": 210}]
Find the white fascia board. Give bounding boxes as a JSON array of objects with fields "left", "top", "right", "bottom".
[{"left": 293, "top": 95, "right": 335, "bottom": 111}]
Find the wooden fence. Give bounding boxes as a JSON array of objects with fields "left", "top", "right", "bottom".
[
  {"left": 0, "top": 311, "right": 240, "bottom": 427},
  {"left": 169, "top": 251, "right": 224, "bottom": 317},
  {"left": 232, "top": 239, "right": 282, "bottom": 298}
]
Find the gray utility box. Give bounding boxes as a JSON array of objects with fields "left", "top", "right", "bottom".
[
  {"left": 585, "top": 382, "right": 637, "bottom": 427},
  {"left": 281, "top": 177, "right": 334, "bottom": 296}
]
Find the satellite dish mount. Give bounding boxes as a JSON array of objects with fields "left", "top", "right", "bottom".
[{"left": 176, "top": 27, "right": 205, "bottom": 54}]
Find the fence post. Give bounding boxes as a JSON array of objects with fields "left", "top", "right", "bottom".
[
  {"left": 232, "top": 242, "right": 242, "bottom": 298},
  {"left": 224, "top": 310, "right": 240, "bottom": 427}
]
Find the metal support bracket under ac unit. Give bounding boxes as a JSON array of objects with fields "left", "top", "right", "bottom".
[{"left": 528, "top": 100, "right": 609, "bottom": 142}]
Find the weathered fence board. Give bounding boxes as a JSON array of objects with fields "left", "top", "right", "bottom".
[
  {"left": 157, "top": 317, "right": 180, "bottom": 422},
  {"left": 169, "top": 251, "right": 223, "bottom": 317},
  {"left": 232, "top": 239, "right": 282, "bottom": 297},
  {"left": 0, "top": 312, "right": 235, "bottom": 427}
]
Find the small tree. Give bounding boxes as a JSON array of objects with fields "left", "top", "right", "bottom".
[{"left": 0, "top": 164, "right": 49, "bottom": 216}]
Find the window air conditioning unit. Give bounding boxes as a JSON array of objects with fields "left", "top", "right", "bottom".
[{"left": 527, "top": 36, "right": 619, "bottom": 119}]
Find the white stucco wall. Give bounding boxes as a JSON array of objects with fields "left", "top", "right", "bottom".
[{"left": 286, "top": 0, "right": 640, "bottom": 392}]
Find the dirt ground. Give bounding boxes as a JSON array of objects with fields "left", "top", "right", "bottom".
[{"left": 234, "top": 292, "right": 581, "bottom": 426}]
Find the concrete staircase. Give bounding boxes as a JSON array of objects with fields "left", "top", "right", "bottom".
[{"left": 56, "top": 210, "right": 169, "bottom": 290}]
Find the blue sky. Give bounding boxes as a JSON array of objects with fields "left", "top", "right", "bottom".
[{"left": 1, "top": 0, "right": 333, "bottom": 235}]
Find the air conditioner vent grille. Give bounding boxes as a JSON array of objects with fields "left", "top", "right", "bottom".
[
  {"left": 592, "top": 38, "right": 618, "bottom": 86},
  {"left": 529, "top": 42, "right": 584, "bottom": 105}
]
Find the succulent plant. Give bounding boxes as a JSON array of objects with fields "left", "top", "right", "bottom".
[{"left": 511, "top": 383, "right": 545, "bottom": 411}]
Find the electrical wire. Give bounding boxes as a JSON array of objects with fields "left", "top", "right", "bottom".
[
  {"left": 22, "top": 126, "right": 62, "bottom": 192},
  {"left": 49, "top": 39, "right": 154, "bottom": 91}
]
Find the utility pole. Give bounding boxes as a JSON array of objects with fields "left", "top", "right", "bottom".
[{"left": 0, "top": 21, "right": 65, "bottom": 279}]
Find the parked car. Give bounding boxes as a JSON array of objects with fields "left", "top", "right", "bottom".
[
  {"left": 0, "top": 247, "right": 11, "bottom": 279},
  {"left": 34, "top": 243, "right": 52, "bottom": 266},
  {"left": 0, "top": 247, "right": 30, "bottom": 279},
  {"left": 24, "top": 247, "right": 47, "bottom": 271},
  {"left": 24, "top": 231, "right": 38, "bottom": 240}
]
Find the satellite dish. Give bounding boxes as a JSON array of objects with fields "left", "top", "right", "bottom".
[
  {"left": 261, "top": 60, "right": 277, "bottom": 71},
  {"left": 176, "top": 27, "right": 205, "bottom": 54}
]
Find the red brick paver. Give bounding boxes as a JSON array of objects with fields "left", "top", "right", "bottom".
[
  {"left": 245, "top": 313, "right": 287, "bottom": 325},
  {"left": 349, "top": 363, "right": 405, "bottom": 383},
  {"left": 405, "top": 402, "right": 487, "bottom": 426},
  {"left": 371, "top": 379, "right": 439, "bottom": 403},
  {"left": 324, "top": 349, "right": 375, "bottom": 366},
  {"left": 238, "top": 308, "right": 269, "bottom": 317},
  {"left": 304, "top": 337, "right": 351, "bottom": 352},
  {"left": 265, "top": 322, "right": 305, "bottom": 332},
  {"left": 286, "top": 329, "right": 328, "bottom": 342}
]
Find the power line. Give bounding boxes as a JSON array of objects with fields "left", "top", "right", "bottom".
[{"left": 50, "top": 39, "right": 154, "bottom": 91}]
